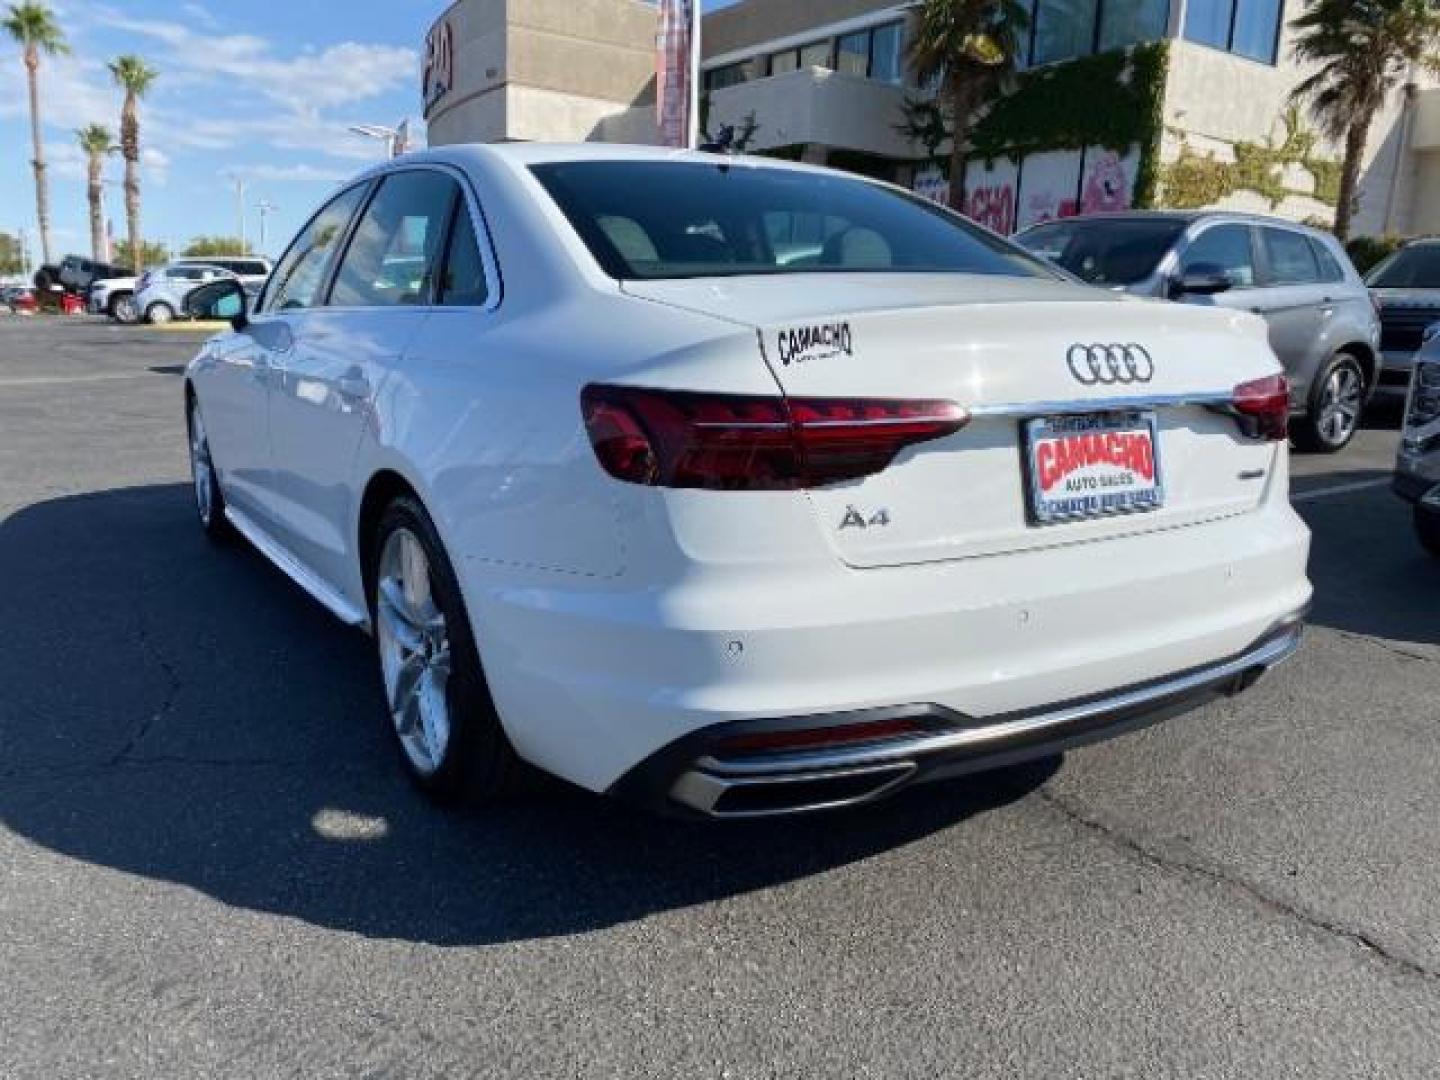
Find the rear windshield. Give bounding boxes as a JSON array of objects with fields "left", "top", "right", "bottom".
[
  {"left": 1367, "top": 245, "right": 1440, "bottom": 289},
  {"left": 1015, "top": 218, "right": 1187, "bottom": 286},
  {"left": 530, "top": 160, "right": 1053, "bottom": 281}
]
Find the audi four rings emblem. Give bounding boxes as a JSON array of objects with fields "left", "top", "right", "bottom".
[{"left": 1066, "top": 343, "right": 1155, "bottom": 385}]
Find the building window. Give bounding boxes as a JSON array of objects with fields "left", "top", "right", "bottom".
[
  {"left": 1023, "top": 0, "right": 1168, "bottom": 66},
  {"left": 1184, "top": 0, "right": 1282, "bottom": 63},
  {"left": 827, "top": 21, "right": 906, "bottom": 82},
  {"left": 869, "top": 22, "right": 904, "bottom": 84},
  {"left": 767, "top": 40, "right": 832, "bottom": 76},
  {"left": 705, "top": 61, "right": 752, "bottom": 92},
  {"left": 799, "top": 40, "right": 832, "bottom": 68},
  {"left": 836, "top": 29, "right": 869, "bottom": 76},
  {"left": 1098, "top": 0, "right": 1170, "bottom": 53},
  {"left": 1032, "top": 0, "right": 1101, "bottom": 65}
]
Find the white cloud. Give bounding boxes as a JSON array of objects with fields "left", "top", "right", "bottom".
[
  {"left": 225, "top": 163, "right": 348, "bottom": 184},
  {"left": 0, "top": 53, "right": 118, "bottom": 131}
]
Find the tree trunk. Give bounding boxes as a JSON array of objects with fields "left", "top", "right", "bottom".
[
  {"left": 121, "top": 96, "right": 142, "bottom": 272},
  {"left": 1334, "top": 117, "right": 1371, "bottom": 242},
  {"left": 945, "top": 74, "right": 971, "bottom": 212},
  {"left": 87, "top": 154, "right": 104, "bottom": 262},
  {"left": 24, "top": 49, "right": 53, "bottom": 267}
]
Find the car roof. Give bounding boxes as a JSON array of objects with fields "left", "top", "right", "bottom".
[
  {"left": 357, "top": 141, "right": 864, "bottom": 188},
  {"left": 1017, "top": 209, "right": 1338, "bottom": 235}
]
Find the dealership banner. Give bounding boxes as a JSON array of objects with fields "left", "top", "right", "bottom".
[{"left": 657, "top": 0, "right": 699, "bottom": 148}]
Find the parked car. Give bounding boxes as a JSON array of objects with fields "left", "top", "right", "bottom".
[
  {"left": 1, "top": 285, "right": 38, "bottom": 313},
  {"left": 177, "top": 255, "right": 271, "bottom": 288},
  {"left": 1366, "top": 238, "right": 1440, "bottom": 398},
  {"left": 56, "top": 254, "right": 131, "bottom": 294},
  {"left": 135, "top": 263, "right": 237, "bottom": 324},
  {"left": 87, "top": 275, "right": 140, "bottom": 322},
  {"left": 1015, "top": 212, "right": 1381, "bottom": 452},
  {"left": 1394, "top": 320, "right": 1440, "bottom": 556},
  {"left": 182, "top": 146, "right": 1311, "bottom": 817}
]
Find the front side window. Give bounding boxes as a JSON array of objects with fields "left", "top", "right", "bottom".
[
  {"left": 532, "top": 161, "right": 1053, "bottom": 281},
  {"left": 263, "top": 183, "right": 369, "bottom": 312},
  {"left": 1181, "top": 223, "right": 1257, "bottom": 287},
  {"left": 329, "top": 171, "right": 459, "bottom": 308},
  {"left": 1262, "top": 228, "right": 1321, "bottom": 285}
]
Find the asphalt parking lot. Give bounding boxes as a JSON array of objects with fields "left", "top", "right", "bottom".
[{"left": 1, "top": 315, "right": 1437, "bottom": 1079}]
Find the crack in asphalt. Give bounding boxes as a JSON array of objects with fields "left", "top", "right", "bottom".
[
  {"left": 1330, "top": 627, "right": 1438, "bottom": 666},
  {"left": 1037, "top": 786, "right": 1440, "bottom": 985},
  {"left": 106, "top": 614, "right": 183, "bottom": 767}
]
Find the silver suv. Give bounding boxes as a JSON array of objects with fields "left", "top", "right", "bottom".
[{"left": 1016, "top": 212, "right": 1381, "bottom": 452}]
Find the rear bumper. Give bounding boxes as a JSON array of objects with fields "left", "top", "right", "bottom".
[{"left": 610, "top": 614, "right": 1305, "bottom": 817}]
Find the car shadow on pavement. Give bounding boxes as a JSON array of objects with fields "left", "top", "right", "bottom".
[{"left": 0, "top": 484, "right": 1053, "bottom": 947}]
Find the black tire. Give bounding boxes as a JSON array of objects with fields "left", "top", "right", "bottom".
[
  {"left": 1414, "top": 505, "right": 1440, "bottom": 560},
  {"left": 1293, "top": 352, "right": 1365, "bottom": 453},
  {"left": 368, "top": 495, "right": 526, "bottom": 803},
  {"left": 146, "top": 301, "right": 175, "bottom": 325},
  {"left": 108, "top": 292, "right": 135, "bottom": 323},
  {"left": 186, "top": 393, "right": 233, "bottom": 542}
]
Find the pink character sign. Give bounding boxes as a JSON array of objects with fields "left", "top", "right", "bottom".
[{"left": 1080, "top": 149, "right": 1138, "bottom": 214}]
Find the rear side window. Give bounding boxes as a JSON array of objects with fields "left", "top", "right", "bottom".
[
  {"left": 1015, "top": 217, "right": 1185, "bottom": 286},
  {"left": 1309, "top": 239, "right": 1346, "bottom": 283},
  {"left": 1262, "top": 228, "right": 1320, "bottom": 285},
  {"left": 438, "top": 205, "right": 489, "bottom": 306},
  {"left": 263, "top": 183, "right": 369, "bottom": 312},
  {"left": 532, "top": 160, "right": 1051, "bottom": 281},
  {"left": 329, "top": 170, "right": 458, "bottom": 308},
  {"left": 1180, "top": 224, "right": 1257, "bottom": 287}
]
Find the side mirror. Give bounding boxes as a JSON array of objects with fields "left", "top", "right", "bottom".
[
  {"left": 184, "top": 278, "right": 248, "bottom": 330},
  {"left": 1422, "top": 322, "right": 1440, "bottom": 346},
  {"left": 1169, "top": 270, "right": 1234, "bottom": 299}
]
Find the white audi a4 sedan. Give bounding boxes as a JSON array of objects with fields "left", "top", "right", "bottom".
[{"left": 183, "top": 144, "right": 1312, "bottom": 818}]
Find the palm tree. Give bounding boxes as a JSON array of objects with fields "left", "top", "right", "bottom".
[
  {"left": 1291, "top": 0, "right": 1440, "bottom": 240},
  {"left": 3, "top": 3, "right": 68, "bottom": 268},
  {"left": 77, "top": 124, "right": 114, "bottom": 262},
  {"left": 907, "top": 0, "right": 1030, "bottom": 211},
  {"left": 108, "top": 54, "right": 158, "bottom": 273}
]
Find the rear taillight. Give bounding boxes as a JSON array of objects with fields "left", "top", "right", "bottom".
[
  {"left": 581, "top": 385, "right": 969, "bottom": 490},
  {"left": 1231, "top": 374, "right": 1290, "bottom": 441}
]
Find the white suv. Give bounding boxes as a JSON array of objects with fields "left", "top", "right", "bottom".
[{"left": 182, "top": 146, "right": 1312, "bottom": 817}]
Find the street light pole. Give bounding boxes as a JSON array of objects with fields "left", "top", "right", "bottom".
[
  {"left": 256, "top": 199, "right": 277, "bottom": 254},
  {"left": 233, "top": 176, "right": 248, "bottom": 252}
]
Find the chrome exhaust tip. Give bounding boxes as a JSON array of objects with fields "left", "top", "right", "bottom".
[{"left": 670, "top": 761, "right": 917, "bottom": 818}]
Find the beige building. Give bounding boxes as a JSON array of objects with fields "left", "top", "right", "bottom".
[
  {"left": 422, "top": 0, "right": 662, "bottom": 147},
  {"left": 422, "top": 0, "right": 1440, "bottom": 239}
]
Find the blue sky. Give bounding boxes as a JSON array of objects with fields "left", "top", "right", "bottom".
[{"left": 1, "top": 0, "right": 733, "bottom": 264}]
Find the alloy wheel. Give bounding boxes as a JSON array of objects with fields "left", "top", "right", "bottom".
[
  {"left": 189, "top": 405, "right": 214, "bottom": 525},
  {"left": 1317, "top": 364, "right": 1361, "bottom": 447},
  {"left": 375, "top": 528, "right": 453, "bottom": 776}
]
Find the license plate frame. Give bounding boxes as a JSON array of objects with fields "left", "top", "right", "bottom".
[{"left": 1022, "top": 410, "right": 1164, "bottom": 526}]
